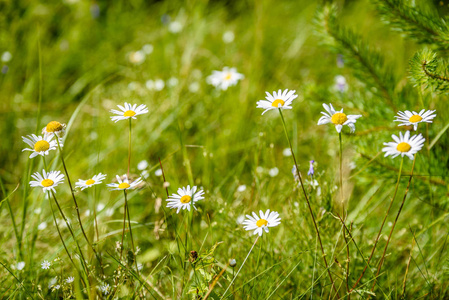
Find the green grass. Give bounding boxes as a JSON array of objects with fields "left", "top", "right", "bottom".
[{"left": 1, "top": 0, "right": 449, "bottom": 298}]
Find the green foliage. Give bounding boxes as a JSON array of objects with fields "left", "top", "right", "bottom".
[
  {"left": 409, "top": 48, "right": 449, "bottom": 94},
  {"left": 374, "top": 0, "right": 449, "bottom": 49}
]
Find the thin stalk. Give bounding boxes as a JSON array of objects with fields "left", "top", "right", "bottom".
[
  {"left": 351, "top": 156, "right": 404, "bottom": 291},
  {"left": 124, "top": 190, "right": 139, "bottom": 277},
  {"left": 128, "top": 119, "right": 132, "bottom": 178},
  {"left": 221, "top": 236, "right": 259, "bottom": 299},
  {"left": 339, "top": 132, "right": 350, "bottom": 299},
  {"left": 92, "top": 187, "right": 100, "bottom": 243},
  {"left": 371, "top": 155, "right": 416, "bottom": 293},
  {"left": 51, "top": 191, "right": 90, "bottom": 276},
  {"left": 279, "top": 109, "right": 339, "bottom": 298},
  {"left": 55, "top": 138, "right": 103, "bottom": 270},
  {"left": 119, "top": 192, "right": 128, "bottom": 263}
]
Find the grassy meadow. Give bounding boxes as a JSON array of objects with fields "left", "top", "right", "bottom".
[{"left": 1, "top": 0, "right": 449, "bottom": 298}]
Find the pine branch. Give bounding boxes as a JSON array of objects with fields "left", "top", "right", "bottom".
[
  {"left": 374, "top": 0, "right": 449, "bottom": 49},
  {"left": 409, "top": 49, "right": 449, "bottom": 94},
  {"left": 315, "top": 5, "right": 397, "bottom": 110}
]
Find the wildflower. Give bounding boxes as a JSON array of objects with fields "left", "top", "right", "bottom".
[
  {"left": 110, "top": 102, "right": 149, "bottom": 122},
  {"left": 317, "top": 103, "right": 362, "bottom": 133},
  {"left": 30, "top": 170, "right": 64, "bottom": 193},
  {"left": 65, "top": 276, "right": 74, "bottom": 284},
  {"left": 229, "top": 258, "right": 237, "bottom": 267},
  {"left": 166, "top": 185, "right": 205, "bottom": 213},
  {"left": 107, "top": 175, "right": 143, "bottom": 191},
  {"left": 282, "top": 148, "right": 292, "bottom": 157},
  {"left": 38, "top": 222, "right": 47, "bottom": 230},
  {"left": 41, "top": 260, "right": 51, "bottom": 269},
  {"left": 237, "top": 185, "right": 247, "bottom": 192},
  {"left": 22, "top": 134, "right": 58, "bottom": 158},
  {"left": 42, "top": 121, "right": 66, "bottom": 138},
  {"left": 75, "top": 173, "right": 107, "bottom": 190},
  {"left": 100, "top": 283, "right": 110, "bottom": 294},
  {"left": 394, "top": 109, "right": 436, "bottom": 131},
  {"left": 382, "top": 131, "right": 425, "bottom": 160},
  {"left": 308, "top": 160, "right": 315, "bottom": 176},
  {"left": 268, "top": 167, "right": 279, "bottom": 177},
  {"left": 207, "top": 67, "right": 244, "bottom": 91},
  {"left": 17, "top": 261, "right": 25, "bottom": 270},
  {"left": 53, "top": 285, "right": 61, "bottom": 291},
  {"left": 1, "top": 51, "right": 12, "bottom": 62},
  {"left": 242, "top": 209, "right": 281, "bottom": 236},
  {"left": 155, "top": 168, "right": 163, "bottom": 176},
  {"left": 292, "top": 165, "right": 301, "bottom": 183},
  {"left": 256, "top": 89, "right": 298, "bottom": 115}
]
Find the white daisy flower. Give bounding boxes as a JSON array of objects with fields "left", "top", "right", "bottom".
[
  {"left": 66, "top": 276, "right": 74, "bottom": 284},
  {"left": 166, "top": 185, "right": 205, "bottom": 213},
  {"left": 382, "top": 131, "right": 425, "bottom": 160},
  {"left": 242, "top": 209, "right": 281, "bottom": 236},
  {"left": 256, "top": 89, "right": 298, "bottom": 115},
  {"left": 317, "top": 103, "right": 362, "bottom": 133},
  {"left": 22, "top": 134, "right": 58, "bottom": 159},
  {"left": 207, "top": 67, "right": 244, "bottom": 91},
  {"left": 394, "top": 109, "right": 436, "bottom": 131},
  {"left": 75, "top": 173, "right": 107, "bottom": 191},
  {"left": 110, "top": 102, "right": 149, "bottom": 123},
  {"left": 106, "top": 175, "right": 143, "bottom": 191},
  {"left": 41, "top": 121, "right": 66, "bottom": 138},
  {"left": 30, "top": 170, "right": 64, "bottom": 193},
  {"left": 41, "top": 260, "right": 51, "bottom": 269}
]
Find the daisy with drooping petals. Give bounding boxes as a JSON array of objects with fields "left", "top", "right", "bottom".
[
  {"left": 256, "top": 89, "right": 298, "bottom": 115},
  {"left": 243, "top": 209, "right": 281, "bottom": 236},
  {"left": 394, "top": 109, "right": 436, "bottom": 131},
  {"left": 106, "top": 175, "right": 143, "bottom": 191},
  {"left": 110, "top": 103, "right": 149, "bottom": 123},
  {"left": 317, "top": 103, "right": 362, "bottom": 133},
  {"left": 75, "top": 173, "right": 107, "bottom": 191},
  {"left": 382, "top": 131, "right": 425, "bottom": 160},
  {"left": 207, "top": 67, "right": 244, "bottom": 91},
  {"left": 166, "top": 185, "right": 205, "bottom": 213},
  {"left": 30, "top": 170, "right": 65, "bottom": 193},
  {"left": 42, "top": 121, "right": 66, "bottom": 138},
  {"left": 22, "top": 134, "right": 58, "bottom": 158}
]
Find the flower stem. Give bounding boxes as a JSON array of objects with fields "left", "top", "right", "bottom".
[
  {"left": 119, "top": 191, "right": 127, "bottom": 263},
  {"left": 278, "top": 109, "right": 339, "bottom": 298},
  {"left": 371, "top": 155, "right": 416, "bottom": 293},
  {"left": 124, "top": 190, "right": 139, "bottom": 277},
  {"left": 221, "top": 236, "right": 259, "bottom": 299},
  {"left": 128, "top": 118, "right": 132, "bottom": 178},
  {"left": 55, "top": 138, "right": 103, "bottom": 272},
  {"left": 351, "top": 156, "right": 404, "bottom": 291}
]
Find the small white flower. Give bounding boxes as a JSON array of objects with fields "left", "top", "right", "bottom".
[
  {"left": 268, "top": 167, "right": 279, "bottom": 177},
  {"left": 100, "top": 283, "right": 110, "bottom": 294},
  {"left": 97, "top": 203, "right": 105, "bottom": 211},
  {"left": 107, "top": 175, "right": 143, "bottom": 191},
  {"left": 155, "top": 169, "right": 163, "bottom": 176},
  {"left": 166, "top": 185, "right": 205, "bottom": 213},
  {"left": 38, "top": 222, "right": 47, "bottom": 230},
  {"left": 282, "top": 148, "right": 292, "bottom": 157},
  {"left": 237, "top": 185, "right": 247, "bottom": 192},
  {"left": 1, "top": 51, "right": 12, "bottom": 62},
  {"left": 222, "top": 31, "right": 235, "bottom": 43},
  {"left": 317, "top": 103, "right": 362, "bottom": 133},
  {"left": 207, "top": 67, "right": 244, "bottom": 91},
  {"left": 394, "top": 109, "right": 436, "bottom": 131},
  {"left": 168, "top": 21, "right": 183, "bottom": 33},
  {"left": 22, "top": 134, "right": 58, "bottom": 159},
  {"left": 66, "top": 276, "right": 74, "bottom": 284},
  {"left": 242, "top": 209, "right": 281, "bottom": 236},
  {"left": 137, "top": 160, "right": 149, "bottom": 171},
  {"left": 16, "top": 261, "right": 25, "bottom": 270},
  {"left": 42, "top": 121, "right": 66, "bottom": 138},
  {"left": 256, "top": 89, "right": 298, "bottom": 115},
  {"left": 30, "top": 170, "right": 64, "bottom": 193},
  {"left": 128, "top": 51, "right": 146, "bottom": 64},
  {"left": 41, "top": 260, "right": 51, "bottom": 269},
  {"left": 382, "top": 131, "right": 425, "bottom": 160},
  {"left": 53, "top": 285, "right": 61, "bottom": 291},
  {"left": 75, "top": 173, "right": 107, "bottom": 191},
  {"left": 110, "top": 102, "right": 148, "bottom": 122}
]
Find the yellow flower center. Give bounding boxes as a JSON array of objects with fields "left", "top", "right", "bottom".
[
  {"left": 34, "top": 140, "right": 50, "bottom": 152},
  {"left": 118, "top": 182, "right": 130, "bottom": 189},
  {"left": 225, "top": 73, "right": 232, "bottom": 80},
  {"left": 123, "top": 110, "right": 136, "bottom": 117},
  {"left": 396, "top": 142, "right": 411, "bottom": 153},
  {"left": 271, "top": 99, "right": 285, "bottom": 107},
  {"left": 256, "top": 219, "right": 268, "bottom": 227},
  {"left": 331, "top": 113, "right": 348, "bottom": 125},
  {"left": 180, "top": 195, "right": 192, "bottom": 204},
  {"left": 46, "top": 121, "right": 63, "bottom": 132},
  {"left": 409, "top": 115, "right": 423, "bottom": 123},
  {"left": 86, "top": 179, "right": 95, "bottom": 185},
  {"left": 41, "top": 179, "right": 54, "bottom": 187}
]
